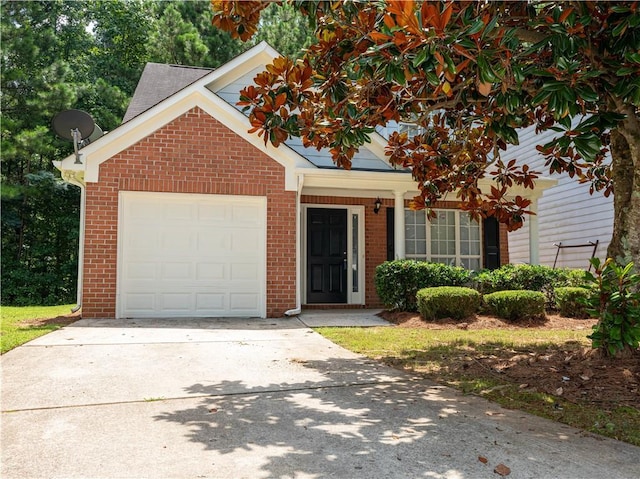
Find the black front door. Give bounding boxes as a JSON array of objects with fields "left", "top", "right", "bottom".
[{"left": 307, "top": 208, "right": 348, "bottom": 303}]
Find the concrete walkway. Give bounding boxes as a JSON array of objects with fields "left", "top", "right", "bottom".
[{"left": 1, "top": 316, "right": 638, "bottom": 479}]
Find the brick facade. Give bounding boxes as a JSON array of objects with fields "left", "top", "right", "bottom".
[
  {"left": 81, "top": 107, "right": 511, "bottom": 318},
  {"left": 82, "top": 107, "right": 296, "bottom": 318}
]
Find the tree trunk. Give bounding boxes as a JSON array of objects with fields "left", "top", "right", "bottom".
[{"left": 607, "top": 108, "right": 640, "bottom": 271}]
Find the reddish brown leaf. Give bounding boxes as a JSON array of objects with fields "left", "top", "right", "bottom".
[
  {"left": 559, "top": 7, "right": 574, "bottom": 23},
  {"left": 369, "top": 31, "right": 391, "bottom": 43},
  {"left": 494, "top": 463, "right": 511, "bottom": 476},
  {"left": 477, "top": 81, "right": 492, "bottom": 97}
]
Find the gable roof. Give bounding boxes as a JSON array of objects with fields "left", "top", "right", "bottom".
[
  {"left": 54, "top": 41, "right": 556, "bottom": 198},
  {"left": 122, "top": 63, "right": 213, "bottom": 123}
]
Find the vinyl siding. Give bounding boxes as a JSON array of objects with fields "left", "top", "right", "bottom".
[{"left": 506, "top": 125, "right": 613, "bottom": 269}]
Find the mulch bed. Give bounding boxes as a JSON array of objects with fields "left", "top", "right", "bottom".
[{"left": 379, "top": 311, "right": 640, "bottom": 411}]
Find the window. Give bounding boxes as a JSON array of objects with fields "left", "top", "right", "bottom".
[{"left": 404, "top": 209, "right": 482, "bottom": 270}]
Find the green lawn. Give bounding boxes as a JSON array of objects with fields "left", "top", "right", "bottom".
[{"left": 1, "top": 304, "right": 76, "bottom": 354}]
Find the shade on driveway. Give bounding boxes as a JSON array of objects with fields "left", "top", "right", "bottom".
[{"left": 2, "top": 317, "right": 639, "bottom": 478}]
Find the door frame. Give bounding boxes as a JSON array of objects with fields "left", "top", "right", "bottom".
[{"left": 302, "top": 204, "right": 365, "bottom": 305}]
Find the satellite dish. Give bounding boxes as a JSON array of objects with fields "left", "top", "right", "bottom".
[
  {"left": 52, "top": 109, "right": 97, "bottom": 164},
  {"left": 85, "top": 124, "right": 103, "bottom": 144},
  {"left": 52, "top": 109, "right": 95, "bottom": 141}
]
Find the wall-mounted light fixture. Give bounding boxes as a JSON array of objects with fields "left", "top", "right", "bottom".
[{"left": 373, "top": 197, "right": 382, "bottom": 214}]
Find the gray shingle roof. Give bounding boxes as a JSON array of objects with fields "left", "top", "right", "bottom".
[{"left": 122, "top": 63, "right": 213, "bottom": 123}]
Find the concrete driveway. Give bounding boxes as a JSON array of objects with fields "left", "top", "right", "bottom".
[{"left": 1, "top": 316, "right": 638, "bottom": 479}]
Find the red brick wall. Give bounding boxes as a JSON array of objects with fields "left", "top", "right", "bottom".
[
  {"left": 82, "top": 107, "right": 296, "bottom": 318},
  {"left": 499, "top": 223, "right": 510, "bottom": 266}
]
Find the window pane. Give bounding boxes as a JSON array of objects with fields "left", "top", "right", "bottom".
[
  {"left": 469, "top": 240, "right": 481, "bottom": 255},
  {"left": 446, "top": 240, "right": 455, "bottom": 255},
  {"left": 406, "top": 241, "right": 415, "bottom": 254},
  {"left": 352, "top": 214, "right": 358, "bottom": 293},
  {"left": 462, "top": 258, "right": 481, "bottom": 270},
  {"left": 470, "top": 224, "right": 480, "bottom": 241},
  {"left": 461, "top": 242, "right": 469, "bottom": 255},
  {"left": 405, "top": 210, "right": 416, "bottom": 224},
  {"left": 416, "top": 241, "right": 426, "bottom": 254}
]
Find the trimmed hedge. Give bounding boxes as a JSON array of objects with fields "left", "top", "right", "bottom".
[
  {"left": 375, "top": 260, "right": 472, "bottom": 312},
  {"left": 554, "top": 286, "right": 593, "bottom": 318},
  {"left": 483, "top": 290, "right": 545, "bottom": 321},
  {"left": 417, "top": 286, "right": 481, "bottom": 321},
  {"left": 474, "top": 264, "right": 591, "bottom": 308}
]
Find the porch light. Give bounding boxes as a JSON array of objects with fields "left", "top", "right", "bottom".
[{"left": 373, "top": 197, "right": 382, "bottom": 214}]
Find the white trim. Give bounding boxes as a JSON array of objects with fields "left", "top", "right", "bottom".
[
  {"left": 528, "top": 197, "right": 540, "bottom": 265},
  {"left": 301, "top": 204, "right": 366, "bottom": 305},
  {"left": 394, "top": 191, "right": 407, "bottom": 259}
]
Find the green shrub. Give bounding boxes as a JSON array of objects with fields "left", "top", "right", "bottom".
[
  {"left": 483, "top": 290, "right": 546, "bottom": 321},
  {"left": 585, "top": 258, "right": 640, "bottom": 357},
  {"left": 375, "top": 260, "right": 472, "bottom": 311},
  {"left": 417, "top": 286, "right": 481, "bottom": 321},
  {"left": 474, "top": 264, "right": 591, "bottom": 309},
  {"left": 474, "top": 264, "right": 561, "bottom": 293},
  {"left": 557, "top": 268, "right": 591, "bottom": 288},
  {"left": 555, "top": 287, "right": 593, "bottom": 318}
]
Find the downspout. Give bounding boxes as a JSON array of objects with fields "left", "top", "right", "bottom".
[
  {"left": 284, "top": 173, "right": 304, "bottom": 316},
  {"left": 59, "top": 169, "right": 86, "bottom": 313}
]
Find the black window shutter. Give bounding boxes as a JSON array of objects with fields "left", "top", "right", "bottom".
[
  {"left": 483, "top": 217, "right": 500, "bottom": 270},
  {"left": 386, "top": 207, "right": 395, "bottom": 261}
]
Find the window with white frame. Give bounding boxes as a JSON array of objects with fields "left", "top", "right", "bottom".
[{"left": 405, "top": 209, "right": 482, "bottom": 270}]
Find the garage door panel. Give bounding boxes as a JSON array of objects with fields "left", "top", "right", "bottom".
[
  {"left": 196, "top": 263, "right": 226, "bottom": 280},
  {"left": 230, "top": 292, "right": 259, "bottom": 310},
  {"left": 125, "top": 293, "right": 155, "bottom": 311},
  {"left": 165, "top": 203, "right": 195, "bottom": 221},
  {"left": 197, "top": 230, "right": 229, "bottom": 251},
  {"left": 230, "top": 231, "right": 262, "bottom": 251},
  {"left": 126, "top": 262, "right": 157, "bottom": 280},
  {"left": 161, "top": 262, "right": 192, "bottom": 280},
  {"left": 160, "top": 293, "right": 192, "bottom": 311},
  {"left": 230, "top": 263, "right": 259, "bottom": 280},
  {"left": 160, "top": 232, "right": 195, "bottom": 252},
  {"left": 119, "top": 192, "right": 266, "bottom": 318},
  {"left": 197, "top": 203, "right": 227, "bottom": 223},
  {"left": 195, "top": 293, "right": 226, "bottom": 311}
]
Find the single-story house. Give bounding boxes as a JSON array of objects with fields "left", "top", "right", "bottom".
[{"left": 54, "top": 42, "right": 555, "bottom": 319}]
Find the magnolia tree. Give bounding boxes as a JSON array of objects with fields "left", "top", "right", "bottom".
[{"left": 212, "top": 0, "right": 640, "bottom": 268}]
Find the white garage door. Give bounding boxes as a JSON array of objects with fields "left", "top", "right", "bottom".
[{"left": 118, "top": 192, "right": 266, "bottom": 318}]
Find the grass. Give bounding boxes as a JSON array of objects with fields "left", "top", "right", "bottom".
[
  {"left": 315, "top": 326, "right": 640, "bottom": 446},
  {"left": 1, "top": 304, "right": 76, "bottom": 354}
]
